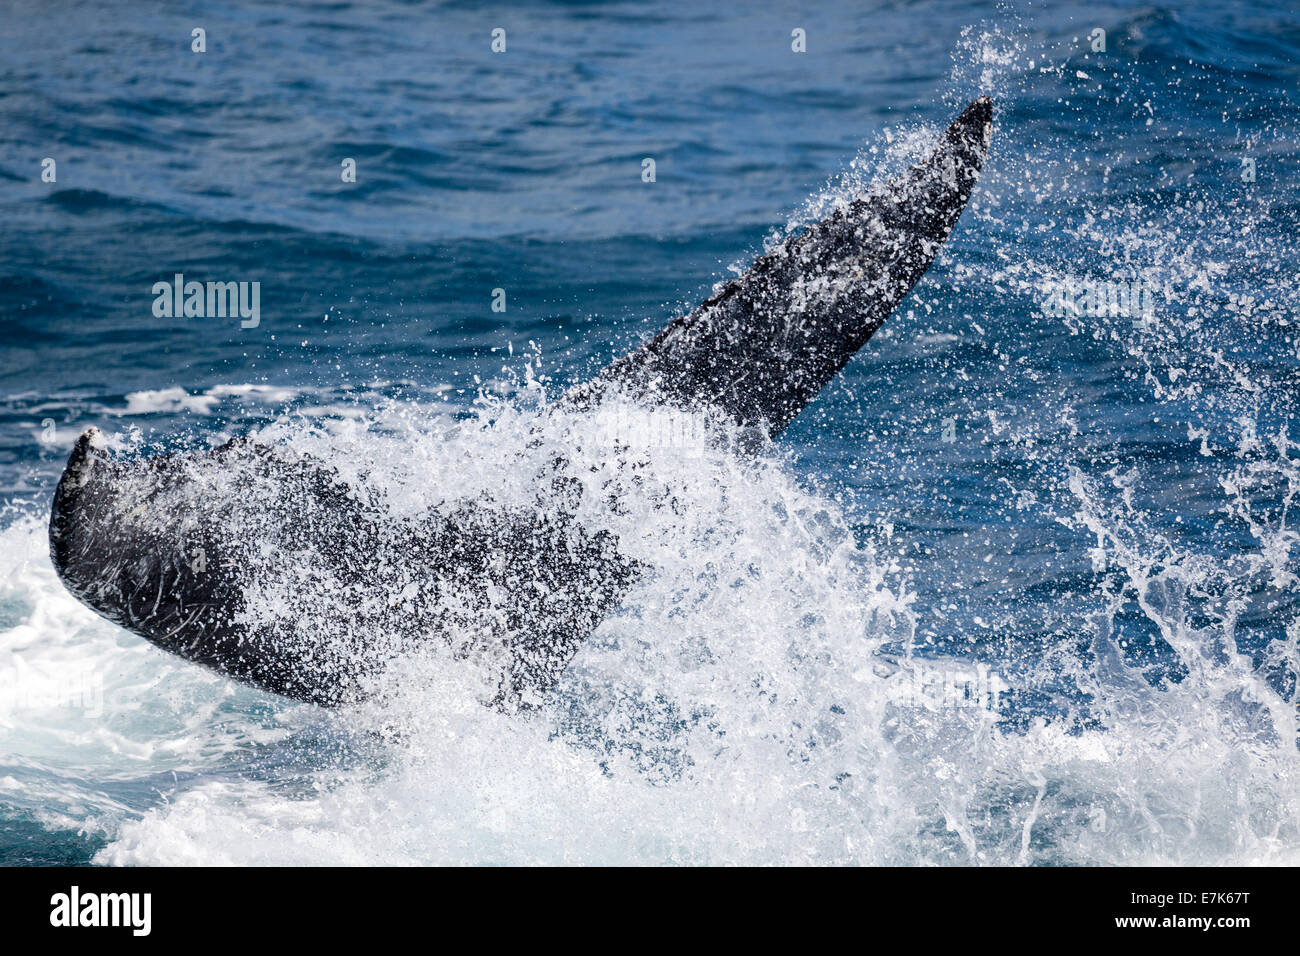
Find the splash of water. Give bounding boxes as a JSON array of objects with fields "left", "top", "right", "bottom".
[{"left": 4, "top": 17, "right": 1300, "bottom": 865}]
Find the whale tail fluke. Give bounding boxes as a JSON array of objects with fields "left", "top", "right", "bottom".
[
  {"left": 47, "top": 98, "right": 994, "bottom": 708},
  {"left": 571, "top": 96, "right": 994, "bottom": 438},
  {"left": 49, "top": 428, "right": 639, "bottom": 708}
]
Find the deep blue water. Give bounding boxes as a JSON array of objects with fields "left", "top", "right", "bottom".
[{"left": 1, "top": 0, "right": 1299, "bottom": 865}]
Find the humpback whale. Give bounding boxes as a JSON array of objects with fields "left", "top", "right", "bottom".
[{"left": 49, "top": 98, "right": 994, "bottom": 709}]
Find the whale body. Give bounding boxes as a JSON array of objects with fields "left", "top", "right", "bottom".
[{"left": 49, "top": 98, "right": 994, "bottom": 709}]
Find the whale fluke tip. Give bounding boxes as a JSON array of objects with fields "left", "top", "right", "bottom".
[
  {"left": 956, "top": 96, "right": 993, "bottom": 131},
  {"left": 64, "top": 428, "right": 103, "bottom": 488}
]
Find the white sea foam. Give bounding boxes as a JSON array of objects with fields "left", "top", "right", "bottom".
[
  {"left": 5, "top": 28, "right": 1300, "bottom": 866},
  {"left": 2, "top": 368, "right": 1297, "bottom": 865}
]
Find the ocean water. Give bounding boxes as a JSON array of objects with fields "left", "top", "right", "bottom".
[{"left": 2, "top": 0, "right": 1299, "bottom": 865}]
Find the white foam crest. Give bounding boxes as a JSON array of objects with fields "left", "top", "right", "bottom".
[
  {"left": 45, "top": 380, "right": 1291, "bottom": 865},
  {"left": 0, "top": 514, "right": 293, "bottom": 827},
  {"left": 9, "top": 27, "right": 1300, "bottom": 862}
]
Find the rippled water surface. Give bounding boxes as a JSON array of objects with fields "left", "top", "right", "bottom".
[{"left": 2, "top": 0, "right": 1299, "bottom": 864}]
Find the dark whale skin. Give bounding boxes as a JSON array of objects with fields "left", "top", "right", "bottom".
[
  {"left": 49, "top": 99, "right": 993, "bottom": 708},
  {"left": 49, "top": 432, "right": 638, "bottom": 708},
  {"left": 572, "top": 97, "right": 993, "bottom": 438}
]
